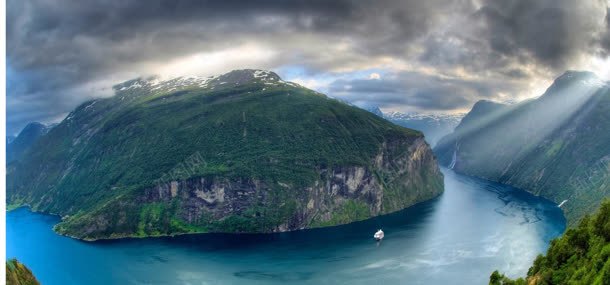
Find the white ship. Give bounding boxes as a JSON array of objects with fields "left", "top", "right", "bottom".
[{"left": 373, "top": 229, "right": 384, "bottom": 241}]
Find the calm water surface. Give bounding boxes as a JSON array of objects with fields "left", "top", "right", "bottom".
[{"left": 7, "top": 169, "right": 566, "bottom": 285}]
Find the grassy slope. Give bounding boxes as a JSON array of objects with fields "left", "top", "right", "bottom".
[{"left": 490, "top": 200, "right": 610, "bottom": 285}]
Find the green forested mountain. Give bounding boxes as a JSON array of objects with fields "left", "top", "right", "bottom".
[
  {"left": 7, "top": 122, "right": 52, "bottom": 163},
  {"left": 435, "top": 71, "right": 610, "bottom": 225},
  {"left": 6, "top": 259, "right": 40, "bottom": 285},
  {"left": 490, "top": 200, "right": 610, "bottom": 285},
  {"left": 7, "top": 69, "right": 443, "bottom": 240}
]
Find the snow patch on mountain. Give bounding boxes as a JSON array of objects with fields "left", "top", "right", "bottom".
[{"left": 112, "top": 69, "right": 305, "bottom": 95}]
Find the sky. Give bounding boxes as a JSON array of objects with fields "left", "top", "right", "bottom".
[{"left": 6, "top": 0, "right": 610, "bottom": 135}]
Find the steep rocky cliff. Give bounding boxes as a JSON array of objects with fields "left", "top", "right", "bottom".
[
  {"left": 8, "top": 69, "right": 443, "bottom": 240},
  {"left": 56, "top": 136, "right": 441, "bottom": 240}
]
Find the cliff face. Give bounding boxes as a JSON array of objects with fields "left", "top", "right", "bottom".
[
  {"left": 56, "top": 137, "right": 442, "bottom": 240},
  {"left": 435, "top": 71, "right": 610, "bottom": 225},
  {"left": 8, "top": 69, "right": 443, "bottom": 240}
]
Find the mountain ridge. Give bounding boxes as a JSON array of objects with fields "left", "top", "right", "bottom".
[{"left": 435, "top": 70, "right": 610, "bottom": 225}]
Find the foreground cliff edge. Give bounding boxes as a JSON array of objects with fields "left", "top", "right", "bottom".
[
  {"left": 6, "top": 259, "right": 40, "bottom": 285},
  {"left": 489, "top": 200, "right": 610, "bottom": 285},
  {"left": 7, "top": 69, "right": 444, "bottom": 241}
]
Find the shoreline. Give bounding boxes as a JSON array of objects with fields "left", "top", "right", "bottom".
[{"left": 8, "top": 192, "right": 446, "bottom": 242}]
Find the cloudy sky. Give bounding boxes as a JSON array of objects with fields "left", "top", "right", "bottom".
[{"left": 6, "top": 0, "right": 610, "bottom": 135}]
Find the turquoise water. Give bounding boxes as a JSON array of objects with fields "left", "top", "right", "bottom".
[{"left": 6, "top": 169, "right": 566, "bottom": 285}]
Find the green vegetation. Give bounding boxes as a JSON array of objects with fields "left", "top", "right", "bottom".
[
  {"left": 435, "top": 71, "right": 610, "bottom": 225},
  {"left": 6, "top": 259, "right": 40, "bottom": 285},
  {"left": 7, "top": 203, "right": 24, "bottom": 211},
  {"left": 490, "top": 200, "right": 610, "bottom": 285},
  {"left": 311, "top": 200, "right": 371, "bottom": 228},
  {"left": 489, "top": 271, "right": 526, "bottom": 285},
  {"left": 8, "top": 70, "right": 442, "bottom": 239}
]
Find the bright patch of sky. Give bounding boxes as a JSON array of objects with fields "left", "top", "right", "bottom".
[{"left": 277, "top": 65, "right": 389, "bottom": 97}]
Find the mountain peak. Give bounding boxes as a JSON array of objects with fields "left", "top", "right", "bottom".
[
  {"left": 113, "top": 69, "right": 285, "bottom": 94},
  {"left": 555, "top": 70, "right": 600, "bottom": 86},
  {"left": 7, "top": 122, "right": 51, "bottom": 163},
  {"left": 543, "top": 70, "right": 605, "bottom": 97},
  {"left": 471, "top": 100, "right": 506, "bottom": 110},
  {"left": 19, "top": 122, "right": 48, "bottom": 135},
  {"left": 215, "top": 69, "right": 281, "bottom": 84},
  {"left": 558, "top": 70, "right": 598, "bottom": 79},
  {"left": 360, "top": 105, "right": 384, "bottom": 117}
]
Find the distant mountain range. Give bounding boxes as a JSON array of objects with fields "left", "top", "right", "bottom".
[
  {"left": 358, "top": 106, "right": 463, "bottom": 146},
  {"left": 435, "top": 71, "right": 610, "bottom": 225},
  {"left": 7, "top": 69, "right": 443, "bottom": 240}
]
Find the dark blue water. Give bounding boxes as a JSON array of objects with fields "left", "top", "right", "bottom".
[{"left": 7, "top": 169, "right": 566, "bottom": 285}]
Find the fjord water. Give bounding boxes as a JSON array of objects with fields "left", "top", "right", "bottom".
[{"left": 7, "top": 169, "right": 565, "bottom": 285}]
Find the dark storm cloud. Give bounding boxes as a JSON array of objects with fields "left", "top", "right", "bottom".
[
  {"left": 6, "top": 0, "right": 610, "bottom": 134},
  {"left": 7, "top": 0, "right": 457, "bottom": 134},
  {"left": 601, "top": 8, "right": 610, "bottom": 55},
  {"left": 7, "top": 0, "right": 448, "bottom": 79},
  {"left": 474, "top": 0, "right": 608, "bottom": 69},
  {"left": 327, "top": 71, "right": 511, "bottom": 111},
  {"left": 416, "top": 0, "right": 609, "bottom": 76}
]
